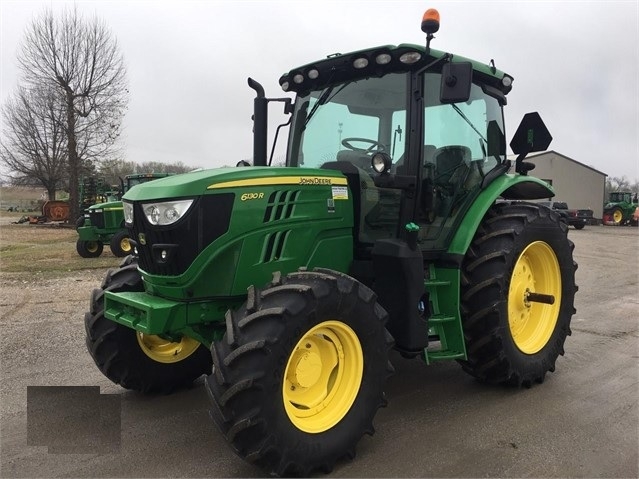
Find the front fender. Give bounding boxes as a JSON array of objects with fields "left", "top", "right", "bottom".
[{"left": 448, "top": 174, "right": 554, "bottom": 256}]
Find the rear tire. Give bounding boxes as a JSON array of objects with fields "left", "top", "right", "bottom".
[
  {"left": 459, "top": 202, "right": 577, "bottom": 387},
  {"left": 611, "top": 207, "right": 624, "bottom": 225},
  {"left": 76, "top": 239, "right": 103, "bottom": 258},
  {"left": 573, "top": 223, "right": 585, "bottom": 230},
  {"left": 206, "top": 268, "right": 393, "bottom": 476},
  {"left": 109, "top": 230, "right": 133, "bottom": 257},
  {"left": 85, "top": 261, "right": 212, "bottom": 393}
]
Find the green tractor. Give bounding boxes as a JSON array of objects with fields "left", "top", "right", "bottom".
[
  {"left": 603, "top": 191, "right": 638, "bottom": 226},
  {"left": 84, "top": 9, "right": 577, "bottom": 476},
  {"left": 76, "top": 173, "right": 171, "bottom": 258}
]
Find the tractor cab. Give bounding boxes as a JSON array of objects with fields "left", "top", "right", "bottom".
[
  {"left": 280, "top": 50, "right": 508, "bottom": 257},
  {"left": 254, "top": 13, "right": 550, "bottom": 260},
  {"left": 608, "top": 191, "right": 634, "bottom": 204}
]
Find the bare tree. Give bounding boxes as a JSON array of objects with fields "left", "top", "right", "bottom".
[
  {"left": 604, "top": 176, "right": 638, "bottom": 198},
  {"left": 98, "top": 159, "right": 137, "bottom": 185},
  {"left": 97, "top": 160, "right": 198, "bottom": 186},
  {"left": 16, "top": 7, "right": 127, "bottom": 221},
  {"left": 0, "top": 86, "right": 67, "bottom": 200},
  {"left": 134, "top": 161, "right": 197, "bottom": 174}
]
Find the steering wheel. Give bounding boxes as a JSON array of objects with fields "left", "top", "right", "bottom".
[{"left": 341, "top": 137, "right": 385, "bottom": 154}]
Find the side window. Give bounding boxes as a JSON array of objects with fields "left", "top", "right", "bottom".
[
  {"left": 418, "top": 73, "right": 506, "bottom": 247},
  {"left": 423, "top": 73, "right": 504, "bottom": 173}
]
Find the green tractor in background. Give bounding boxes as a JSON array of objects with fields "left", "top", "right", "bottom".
[
  {"left": 603, "top": 191, "right": 638, "bottom": 226},
  {"left": 77, "top": 176, "right": 121, "bottom": 220},
  {"left": 84, "top": 9, "right": 577, "bottom": 476},
  {"left": 76, "top": 173, "right": 171, "bottom": 258}
]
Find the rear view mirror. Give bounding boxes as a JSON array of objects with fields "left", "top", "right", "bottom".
[
  {"left": 510, "top": 112, "right": 552, "bottom": 155},
  {"left": 440, "top": 62, "right": 473, "bottom": 104},
  {"left": 510, "top": 112, "right": 553, "bottom": 175}
]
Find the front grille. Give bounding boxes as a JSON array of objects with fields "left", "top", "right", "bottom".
[
  {"left": 89, "top": 210, "right": 105, "bottom": 229},
  {"left": 132, "top": 194, "right": 234, "bottom": 276}
]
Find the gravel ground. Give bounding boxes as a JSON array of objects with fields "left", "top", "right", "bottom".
[{"left": 0, "top": 224, "right": 637, "bottom": 478}]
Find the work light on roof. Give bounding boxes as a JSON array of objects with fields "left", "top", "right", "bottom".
[
  {"left": 281, "top": 81, "right": 290, "bottom": 92},
  {"left": 399, "top": 51, "right": 422, "bottom": 64},
  {"left": 307, "top": 68, "right": 319, "bottom": 79},
  {"left": 502, "top": 75, "right": 513, "bottom": 87},
  {"left": 375, "top": 53, "right": 392, "bottom": 65},
  {"left": 353, "top": 57, "right": 369, "bottom": 69},
  {"left": 293, "top": 74, "right": 304, "bottom": 84}
]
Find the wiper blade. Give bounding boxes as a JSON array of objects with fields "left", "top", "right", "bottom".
[
  {"left": 303, "top": 82, "right": 352, "bottom": 128},
  {"left": 451, "top": 103, "right": 487, "bottom": 144},
  {"left": 304, "top": 86, "right": 334, "bottom": 127}
]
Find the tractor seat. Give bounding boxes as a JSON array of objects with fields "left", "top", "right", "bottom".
[{"left": 432, "top": 145, "right": 471, "bottom": 186}]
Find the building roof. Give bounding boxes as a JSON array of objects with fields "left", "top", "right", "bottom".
[{"left": 508, "top": 150, "right": 608, "bottom": 177}]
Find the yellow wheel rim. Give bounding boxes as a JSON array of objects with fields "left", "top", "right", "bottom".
[
  {"left": 136, "top": 333, "right": 200, "bottom": 364},
  {"left": 613, "top": 209, "right": 623, "bottom": 224},
  {"left": 120, "top": 237, "right": 132, "bottom": 253},
  {"left": 283, "top": 320, "right": 363, "bottom": 433},
  {"left": 508, "top": 241, "right": 561, "bottom": 354},
  {"left": 87, "top": 242, "right": 100, "bottom": 253}
]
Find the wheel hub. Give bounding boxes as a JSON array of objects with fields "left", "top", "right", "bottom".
[
  {"left": 121, "top": 237, "right": 131, "bottom": 252},
  {"left": 291, "top": 347, "right": 323, "bottom": 389}
]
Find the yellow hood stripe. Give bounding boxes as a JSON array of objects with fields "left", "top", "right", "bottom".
[{"left": 207, "top": 176, "right": 347, "bottom": 189}]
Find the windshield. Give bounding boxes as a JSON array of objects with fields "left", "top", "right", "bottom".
[
  {"left": 287, "top": 73, "right": 408, "bottom": 168},
  {"left": 286, "top": 73, "right": 408, "bottom": 244}
]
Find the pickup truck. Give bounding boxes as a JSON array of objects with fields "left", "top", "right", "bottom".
[{"left": 538, "top": 201, "right": 589, "bottom": 229}]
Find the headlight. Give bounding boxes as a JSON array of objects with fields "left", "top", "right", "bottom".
[
  {"left": 123, "top": 201, "right": 134, "bottom": 225},
  {"left": 143, "top": 199, "right": 193, "bottom": 226}
]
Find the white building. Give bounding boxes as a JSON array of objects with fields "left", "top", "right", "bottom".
[{"left": 512, "top": 150, "right": 607, "bottom": 219}]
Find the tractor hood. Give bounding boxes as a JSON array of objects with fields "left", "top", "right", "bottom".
[
  {"left": 122, "top": 167, "right": 347, "bottom": 201},
  {"left": 87, "top": 200, "right": 123, "bottom": 211}
]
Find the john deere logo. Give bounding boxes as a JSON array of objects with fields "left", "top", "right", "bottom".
[{"left": 138, "top": 233, "right": 146, "bottom": 245}]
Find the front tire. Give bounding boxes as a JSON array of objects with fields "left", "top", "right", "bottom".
[
  {"left": 109, "top": 230, "right": 133, "bottom": 257},
  {"left": 85, "top": 261, "right": 212, "bottom": 393},
  {"left": 459, "top": 202, "right": 577, "bottom": 387},
  {"left": 76, "top": 239, "right": 103, "bottom": 258},
  {"left": 206, "top": 268, "right": 393, "bottom": 476}
]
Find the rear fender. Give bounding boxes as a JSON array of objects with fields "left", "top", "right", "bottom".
[{"left": 448, "top": 174, "right": 554, "bottom": 256}]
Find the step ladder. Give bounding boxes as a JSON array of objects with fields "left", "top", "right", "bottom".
[{"left": 423, "top": 265, "right": 467, "bottom": 364}]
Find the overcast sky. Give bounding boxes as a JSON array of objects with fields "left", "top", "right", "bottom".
[{"left": 1, "top": 1, "right": 637, "bottom": 181}]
